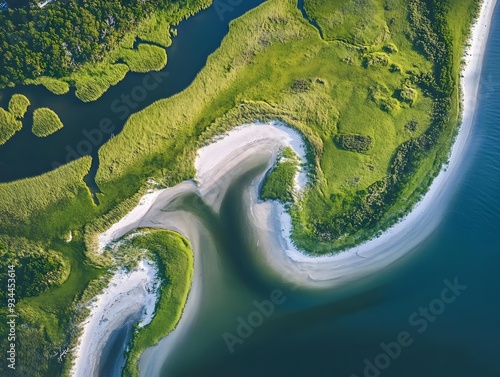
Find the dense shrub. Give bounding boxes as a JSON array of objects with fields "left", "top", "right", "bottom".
[{"left": 336, "top": 133, "right": 373, "bottom": 152}]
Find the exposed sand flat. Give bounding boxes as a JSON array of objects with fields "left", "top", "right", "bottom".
[
  {"left": 72, "top": 1, "right": 496, "bottom": 374},
  {"left": 70, "top": 260, "right": 159, "bottom": 377}
]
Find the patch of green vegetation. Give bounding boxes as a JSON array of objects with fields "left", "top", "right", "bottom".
[
  {"left": 8, "top": 94, "right": 31, "bottom": 119},
  {"left": 0, "top": 157, "right": 93, "bottom": 237},
  {"left": 137, "top": 11, "right": 174, "bottom": 48},
  {"left": 119, "top": 44, "right": 168, "bottom": 73},
  {"left": 32, "top": 107, "right": 64, "bottom": 137},
  {"left": 0, "top": 108, "right": 22, "bottom": 146},
  {"left": 336, "top": 133, "right": 373, "bottom": 153},
  {"left": 0, "top": 1, "right": 481, "bottom": 374},
  {"left": 0, "top": 235, "right": 106, "bottom": 377},
  {"left": 122, "top": 229, "right": 194, "bottom": 377},
  {"left": 25, "top": 77, "right": 70, "bottom": 95},
  {"left": 303, "top": 0, "right": 389, "bottom": 45},
  {"left": 72, "top": 63, "right": 130, "bottom": 103},
  {"left": 0, "top": 0, "right": 479, "bottom": 251},
  {"left": 1, "top": 0, "right": 212, "bottom": 103},
  {"left": 261, "top": 147, "right": 301, "bottom": 203},
  {"left": 0, "top": 94, "right": 30, "bottom": 145}
]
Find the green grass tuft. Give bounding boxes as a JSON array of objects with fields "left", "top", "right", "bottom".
[
  {"left": 32, "top": 108, "right": 64, "bottom": 137},
  {"left": 25, "top": 77, "right": 70, "bottom": 95},
  {"left": 8, "top": 94, "right": 31, "bottom": 119},
  {"left": 119, "top": 44, "right": 168, "bottom": 73}
]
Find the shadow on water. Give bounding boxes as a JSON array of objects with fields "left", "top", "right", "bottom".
[
  {"left": 0, "top": 0, "right": 268, "bottom": 194},
  {"left": 98, "top": 315, "right": 139, "bottom": 377}
]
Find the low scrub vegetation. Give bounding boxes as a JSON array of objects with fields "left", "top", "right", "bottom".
[
  {"left": 336, "top": 133, "right": 373, "bottom": 153},
  {"left": 261, "top": 147, "right": 301, "bottom": 203}
]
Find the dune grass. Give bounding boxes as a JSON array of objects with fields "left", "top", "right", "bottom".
[
  {"left": 32, "top": 107, "right": 64, "bottom": 137},
  {"left": 121, "top": 229, "right": 194, "bottom": 377}
]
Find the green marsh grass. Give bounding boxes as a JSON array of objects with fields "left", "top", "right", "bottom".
[
  {"left": 25, "top": 77, "right": 70, "bottom": 95},
  {"left": 8, "top": 94, "right": 30, "bottom": 119},
  {"left": 119, "top": 44, "right": 168, "bottom": 73},
  {"left": 32, "top": 108, "right": 64, "bottom": 137},
  {"left": 261, "top": 147, "right": 301, "bottom": 203},
  {"left": 122, "top": 229, "right": 194, "bottom": 377}
]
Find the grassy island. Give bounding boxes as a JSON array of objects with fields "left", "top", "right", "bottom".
[
  {"left": 0, "top": 0, "right": 483, "bottom": 375},
  {"left": 0, "top": 94, "right": 30, "bottom": 145},
  {"left": 32, "top": 108, "right": 64, "bottom": 137}
]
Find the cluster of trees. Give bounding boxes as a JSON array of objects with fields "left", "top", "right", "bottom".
[
  {"left": 261, "top": 147, "right": 300, "bottom": 204},
  {"left": 336, "top": 133, "right": 373, "bottom": 152},
  {"left": 0, "top": 0, "right": 207, "bottom": 87},
  {"left": 0, "top": 238, "right": 68, "bottom": 300}
]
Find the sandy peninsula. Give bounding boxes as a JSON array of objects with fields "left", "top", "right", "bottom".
[{"left": 71, "top": 0, "right": 497, "bottom": 374}]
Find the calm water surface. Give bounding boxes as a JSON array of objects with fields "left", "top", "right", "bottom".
[{"left": 153, "top": 4, "right": 500, "bottom": 377}]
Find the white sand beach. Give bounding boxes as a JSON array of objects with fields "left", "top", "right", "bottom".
[
  {"left": 71, "top": 0, "right": 497, "bottom": 373},
  {"left": 70, "top": 260, "right": 159, "bottom": 377}
]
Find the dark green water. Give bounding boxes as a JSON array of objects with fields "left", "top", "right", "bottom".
[
  {"left": 148, "top": 5, "right": 500, "bottom": 377},
  {"left": 0, "top": 0, "right": 266, "bottom": 186}
]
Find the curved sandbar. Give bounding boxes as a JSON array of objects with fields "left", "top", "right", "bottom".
[
  {"left": 70, "top": 260, "right": 159, "bottom": 377},
  {"left": 248, "top": 0, "right": 497, "bottom": 286},
  {"left": 73, "top": 1, "right": 496, "bottom": 374}
]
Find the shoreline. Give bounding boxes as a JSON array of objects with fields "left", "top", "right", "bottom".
[
  {"left": 70, "top": 260, "right": 159, "bottom": 377},
  {"left": 70, "top": 0, "right": 497, "bottom": 373},
  {"left": 253, "top": 0, "right": 497, "bottom": 284}
]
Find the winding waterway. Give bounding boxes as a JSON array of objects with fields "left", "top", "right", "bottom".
[
  {"left": 0, "top": 0, "right": 267, "bottom": 186},
  {"left": 137, "top": 4, "right": 500, "bottom": 377},
  {"left": 2, "top": 1, "right": 499, "bottom": 376}
]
